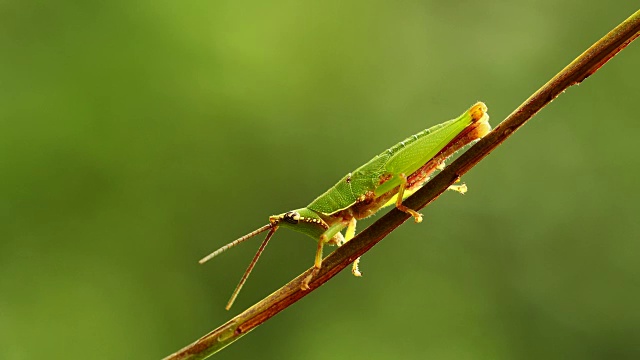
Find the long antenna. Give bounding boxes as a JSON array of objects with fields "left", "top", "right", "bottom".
[
  {"left": 225, "top": 226, "right": 278, "bottom": 310},
  {"left": 199, "top": 224, "right": 273, "bottom": 264}
]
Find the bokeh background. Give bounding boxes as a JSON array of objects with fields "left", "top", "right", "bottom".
[{"left": 2, "top": 1, "right": 639, "bottom": 359}]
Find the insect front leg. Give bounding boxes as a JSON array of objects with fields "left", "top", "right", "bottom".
[
  {"left": 301, "top": 221, "right": 348, "bottom": 290},
  {"left": 343, "top": 217, "right": 362, "bottom": 277},
  {"left": 396, "top": 173, "right": 423, "bottom": 223}
]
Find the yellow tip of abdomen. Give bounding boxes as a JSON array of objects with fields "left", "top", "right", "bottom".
[{"left": 469, "top": 102, "right": 488, "bottom": 123}]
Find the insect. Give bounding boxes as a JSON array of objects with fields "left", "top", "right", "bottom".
[{"left": 201, "top": 102, "right": 491, "bottom": 310}]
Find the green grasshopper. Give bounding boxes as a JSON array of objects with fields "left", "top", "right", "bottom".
[{"left": 201, "top": 102, "right": 491, "bottom": 310}]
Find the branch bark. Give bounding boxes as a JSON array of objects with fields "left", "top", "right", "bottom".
[{"left": 164, "top": 9, "right": 640, "bottom": 360}]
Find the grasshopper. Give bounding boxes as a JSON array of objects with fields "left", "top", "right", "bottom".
[{"left": 201, "top": 102, "right": 491, "bottom": 310}]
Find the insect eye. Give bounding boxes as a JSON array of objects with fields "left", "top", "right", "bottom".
[{"left": 283, "top": 211, "right": 300, "bottom": 224}]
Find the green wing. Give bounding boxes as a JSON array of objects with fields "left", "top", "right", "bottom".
[
  {"left": 307, "top": 153, "right": 389, "bottom": 214},
  {"left": 307, "top": 106, "right": 476, "bottom": 215},
  {"left": 374, "top": 112, "right": 474, "bottom": 196}
]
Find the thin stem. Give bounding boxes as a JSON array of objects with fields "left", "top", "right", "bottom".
[{"left": 163, "top": 9, "right": 640, "bottom": 360}]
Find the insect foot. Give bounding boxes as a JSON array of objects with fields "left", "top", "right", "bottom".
[
  {"left": 413, "top": 213, "right": 423, "bottom": 223},
  {"left": 301, "top": 268, "right": 320, "bottom": 290},
  {"left": 448, "top": 184, "right": 468, "bottom": 194},
  {"left": 351, "top": 257, "right": 362, "bottom": 277},
  {"left": 398, "top": 207, "right": 423, "bottom": 223},
  {"left": 301, "top": 278, "right": 310, "bottom": 291}
]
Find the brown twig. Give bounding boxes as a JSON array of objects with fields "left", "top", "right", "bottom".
[{"left": 163, "top": 9, "right": 640, "bottom": 360}]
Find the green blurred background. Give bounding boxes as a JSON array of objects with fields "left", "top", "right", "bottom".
[{"left": 2, "top": 1, "right": 639, "bottom": 359}]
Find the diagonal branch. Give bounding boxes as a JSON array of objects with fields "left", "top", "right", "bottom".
[{"left": 164, "top": 9, "right": 640, "bottom": 360}]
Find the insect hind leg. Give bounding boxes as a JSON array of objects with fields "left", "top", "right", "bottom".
[
  {"left": 396, "top": 173, "right": 423, "bottom": 223},
  {"left": 447, "top": 184, "right": 468, "bottom": 194},
  {"left": 445, "top": 175, "right": 467, "bottom": 194}
]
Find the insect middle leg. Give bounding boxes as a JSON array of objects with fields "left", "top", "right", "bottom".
[
  {"left": 301, "top": 221, "right": 347, "bottom": 290},
  {"left": 396, "top": 173, "right": 423, "bottom": 223}
]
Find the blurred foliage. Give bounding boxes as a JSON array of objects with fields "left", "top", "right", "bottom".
[{"left": 1, "top": 1, "right": 639, "bottom": 359}]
